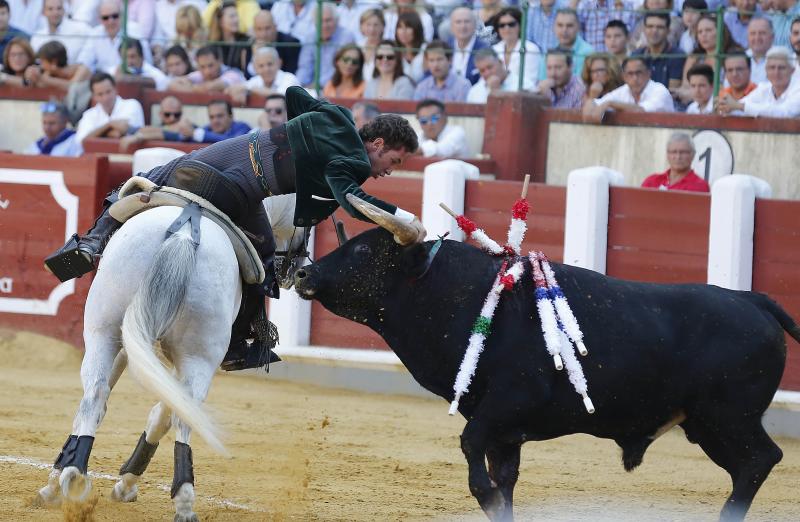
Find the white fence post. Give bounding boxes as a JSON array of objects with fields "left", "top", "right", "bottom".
[
  {"left": 707, "top": 174, "right": 772, "bottom": 290},
  {"left": 421, "top": 160, "right": 479, "bottom": 241},
  {"left": 562, "top": 167, "right": 624, "bottom": 274},
  {"left": 269, "top": 228, "right": 314, "bottom": 347}
]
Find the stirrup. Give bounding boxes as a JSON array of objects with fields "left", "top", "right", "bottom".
[
  {"left": 44, "top": 234, "right": 97, "bottom": 283},
  {"left": 220, "top": 339, "right": 281, "bottom": 372}
]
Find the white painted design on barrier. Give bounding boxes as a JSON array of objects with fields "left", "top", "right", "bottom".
[
  {"left": 0, "top": 278, "right": 12, "bottom": 293},
  {"left": 0, "top": 168, "right": 78, "bottom": 316},
  {"left": 0, "top": 194, "right": 9, "bottom": 209}
]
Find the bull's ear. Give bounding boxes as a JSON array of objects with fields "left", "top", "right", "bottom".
[{"left": 399, "top": 242, "right": 429, "bottom": 279}]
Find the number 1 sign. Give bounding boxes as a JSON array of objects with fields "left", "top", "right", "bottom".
[{"left": 691, "top": 130, "right": 735, "bottom": 184}]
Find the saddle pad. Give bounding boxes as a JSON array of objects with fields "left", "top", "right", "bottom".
[{"left": 110, "top": 176, "right": 265, "bottom": 284}]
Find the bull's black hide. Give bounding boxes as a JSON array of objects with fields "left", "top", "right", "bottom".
[{"left": 295, "top": 228, "right": 800, "bottom": 522}]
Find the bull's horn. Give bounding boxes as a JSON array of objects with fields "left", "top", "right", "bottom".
[{"left": 346, "top": 193, "right": 418, "bottom": 245}]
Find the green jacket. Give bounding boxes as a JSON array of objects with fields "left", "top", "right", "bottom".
[{"left": 285, "top": 86, "right": 397, "bottom": 227}]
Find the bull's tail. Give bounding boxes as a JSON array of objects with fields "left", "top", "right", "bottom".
[
  {"left": 121, "top": 230, "right": 225, "bottom": 454},
  {"left": 749, "top": 293, "right": 800, "bottom": 344}
]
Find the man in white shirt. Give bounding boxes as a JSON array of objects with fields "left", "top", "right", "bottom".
[
  {"left": 8, "top": 0, "right": 41, "bottom": 34},
  {"left": 746, "top": 17, "right": 774, "bottom": 84},
  {"left": 415, "top": 99, "right": 468, "bottom": 158},
  {"left": 686, "top": 63, "right": 714, "bottom": 114},
  {"left": 25, "top": 101, "right": 82, "bottom": 156},
  {"left": 30, "top": 0, "right": 89, "bottom": 64},
  {"left": 467, "top": 48, "right": 533, "bottom": 103},
  {"left": 77, "top": 0, "right": 150, "bottom": 73},
  {"left": 717, "top": 46, "right": 800, "bottom": 118},
  {"left": 75, "top": 71, "right": 145, "bottom": 144},
  {"left": 227, "top": 46, "right": 300, "bottom": 103},
  {"left": 271, "top": 0, "right": 315, "bottom": 43},
  {"left": 109, "top": 37, "right": 168, "bottom": 90},
  {"left": 583, "top": 56, "right": 675, "bottom": 120}
]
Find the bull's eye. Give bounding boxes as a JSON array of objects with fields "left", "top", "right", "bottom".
[{"left": 353, "top": 244, "right": 372, "bottom": 258}]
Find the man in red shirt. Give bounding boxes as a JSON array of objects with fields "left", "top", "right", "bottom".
[{"left": 641, "top": 132, "right": 710, "bottom": 192}]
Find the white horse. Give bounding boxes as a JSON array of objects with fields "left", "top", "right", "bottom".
[{"left": 38, "top": 203, "right": 243, "bottom": 521}]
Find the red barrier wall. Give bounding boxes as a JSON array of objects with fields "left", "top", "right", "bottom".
[
  {"left": 465, "top": 180, "right": 566, "bottom": 261},
  {"left": 607, "top": 187, "right": 710, "bottom": 284},
  {"left": 0, "top": 154, "right": 109, "bottom": 347},
  {"left": 753, "top": 199, "right": 800, "bottom": 390}
]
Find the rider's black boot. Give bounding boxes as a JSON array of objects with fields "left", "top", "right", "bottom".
[
  {"left": 220, "top": 283, "right": 281, "bottom": 372},
  {"left": 44, "top": 194, "right": 123, "bottom": 282}
]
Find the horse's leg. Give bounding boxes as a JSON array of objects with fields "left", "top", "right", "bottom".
[
  {"left": 111, "top": 400, "right": 172, "bottom": 502},
  {"left": 170, "top": 358, "right": 218, "bottom": 522},
  {"left": 39, "top": 333, "right": 119, "bottom": 505}
]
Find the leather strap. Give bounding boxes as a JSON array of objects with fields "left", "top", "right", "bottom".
[{"left": 166, "top": 202, "right": 202, "bottom": 247}]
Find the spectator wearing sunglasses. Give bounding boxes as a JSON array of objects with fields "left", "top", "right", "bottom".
[
  {"left": 256, "top": 93, "right": 288, "bottom": 130},
  {"left": 227, "top": 46, "right": 300, "bottom": 105},
  {"left": 322, "top": 44, "right": 365, "bottom": 99},
  {"left": 414, "top": 98, "right": 467, "bottom": 158},
  {"left": 119, "top": 95, "right": 195, "bottom": 151},
  {"left": 25, "top": 101, "right": 82, "bottom": 157},
  {"left": 491, "top": 7, "right": 540, "bottom": 92},
  {"left": 364, "top": 40, "right": 415, "bottom": 100},
  {"left": 77, "top": 0, "right": 151, "bottom": 73}
]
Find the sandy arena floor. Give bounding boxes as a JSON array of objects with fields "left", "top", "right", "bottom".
[{"left": 0, "top": 329, "right": 798, "bottom": 522}]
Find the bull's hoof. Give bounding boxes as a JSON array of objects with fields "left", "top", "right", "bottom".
[
  {"left": 111, "top": 480, "right": 138, "bottom": 502},
  {"left": 59, "top": 466, "right": 92, "bottom": 502},
  {"left": 174, "top": 513, "right": 199, "bottom": 522},
  {"left": 480, "top": 488, "right": 509, "bottom": 522},
  {"left": 33, "top": 484, "right": 62, "bottom": 508}
]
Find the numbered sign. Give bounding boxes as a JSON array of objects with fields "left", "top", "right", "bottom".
[{"left": 691, "top": 130, "right": 734, "bottom": 184}]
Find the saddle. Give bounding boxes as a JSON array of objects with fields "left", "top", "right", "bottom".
[{"left": 109, "top": 176, "right": 265, "bottom": 285}]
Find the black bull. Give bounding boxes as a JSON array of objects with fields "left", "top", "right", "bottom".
[{"left": 294, "top": 228, "right": 800, "bottom": 522}]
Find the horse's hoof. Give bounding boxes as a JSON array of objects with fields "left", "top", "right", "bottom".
[
  {"left": 59, "top": 466, "right": 92, "bottom": 502},
  {"left": 174, "top": 513, "right": 199, "bottom": 522},
  {"left": 33, "top": 485, "right": 62, "bottom": 508},
  {"left": 111, "top": 481, "right": 138, "bottom": 502}
]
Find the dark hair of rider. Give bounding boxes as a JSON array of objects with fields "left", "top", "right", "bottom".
[{"left": 358, "top": 114, "right": 418, "bottom": 153}]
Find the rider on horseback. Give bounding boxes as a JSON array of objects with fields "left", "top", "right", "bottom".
[{"left": 45, "top": 86, "right": 426, "bottom": 370}]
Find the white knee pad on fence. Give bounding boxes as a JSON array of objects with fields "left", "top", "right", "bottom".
[{"left": 132, "top": 148, "right": 185, "bottom": 177}]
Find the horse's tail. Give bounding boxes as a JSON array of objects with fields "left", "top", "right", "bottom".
[{"left": 121, "top": 229, "right": 226, "bottom": 454}]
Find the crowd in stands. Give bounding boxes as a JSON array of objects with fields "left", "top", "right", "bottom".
[{"left": 0, "top": 0, "right": 799, "bottom": 173}]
